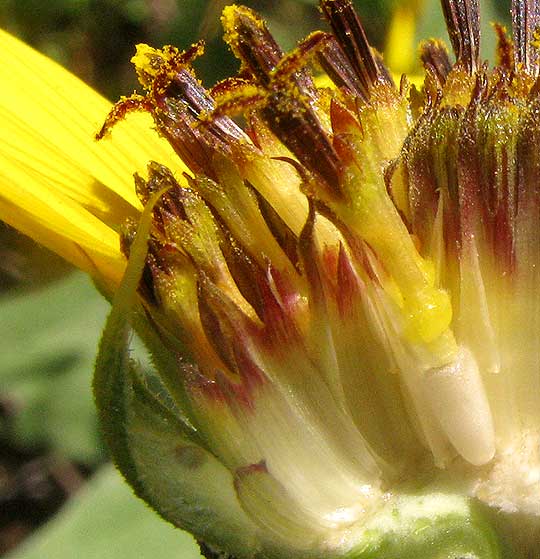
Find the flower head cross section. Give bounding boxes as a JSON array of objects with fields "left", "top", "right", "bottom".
[{"left": 3, "top": 0, "right": 540, "bottom": 557}]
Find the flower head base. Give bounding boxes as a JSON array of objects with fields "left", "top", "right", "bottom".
[{"left": 90, "top": 0, "right": 540, "bottom": 555}]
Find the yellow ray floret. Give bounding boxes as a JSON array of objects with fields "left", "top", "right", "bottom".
[
  {"left": 0, "top": 29, "right": 185, "bottom": 287},
  {"left": 385, "top": 3, "right": 417, "bottom": 75}
]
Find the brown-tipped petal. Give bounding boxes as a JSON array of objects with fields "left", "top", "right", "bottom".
[
  {"left": 512, "top": 0, "right": 540, "bottom": 75},
  {"left": 220, "top": 7, "right": 341, "bottom": 194},
  {"left": 329, "top": 97, "right": 363, "bottom": 137},
  {"left": 335, "top": 242, "right": 364, "bottom": 321},
  {"left": 320, "top": 0, "right": 390, "bottom": 95},
  {"left": 256, "top": 267, "right": 304, "bottom": 351},
  {"left": 261, "top": 96, "right": 343, "bottom": 198},
  {"left": 298, "top": 201, "right": 325, "bottom": 309},
  {"left": 217, "top": 232, "right": 267, "bottom": 321},
  {"left": 197, "top": 276, "right": 246, "bottom": 377},
  {"left": 440, "top": 0, "right": 480, "bottom": 73},
  {"left": 249, "top": 184, "right": 301, "bottom": 272},
  {"left": 456, "top": 88, "right": 484, "bottom": 242},
  {"left": 373, "top": 50, "right": 394, "bottom": 87},
  {"left": 166, "top": 69, "right": 249, "bottom": 147},
  {"left": 517, "top": 97, "right": 540, "bottom": 212},
  {"left": 420, "top": 40, "right": 453, "bottom": 85},
  {"left": 197, "top": 274, "right": 267, "bottom": 401},
  {"left": 151, "top": 68, "right": 251, "bottom": 179},
  {"left": 136, "top": 162, "right": 181, "bottom": 207},
  {"left": 317, "top": 35, "right": 368, "bottom": 98},
  {"left": 157, "top": 108, "right": 219, "bottom": 179}
]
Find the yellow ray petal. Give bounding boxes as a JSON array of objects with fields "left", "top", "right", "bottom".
[
  {"left": 0, "top": 29, "right": 185, "bottom": 205},
  {"left": 0, "top": 152, "right": 124, "bottom": 286},
  {"left": 1, "top": 110, "right": 139, "bottom": 228},
  {"left": 0, "top": 29, "right": 187, "bottom": 286},
  {"left": 385, "top": 4, "right": 417, "bottom": 75}
]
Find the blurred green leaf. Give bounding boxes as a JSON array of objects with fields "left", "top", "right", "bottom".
[
  {"left": 0, "top": 272, "right": 110, "bottom": 463},
  {"left": 5, "top": 464, "right": 203, "bottom": 559}
]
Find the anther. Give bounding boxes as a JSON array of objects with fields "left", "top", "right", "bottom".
[
  {"left": 512, "top": 0, "right": 540, "bottom": 76},
  {"left": 440, "top": 0, "right": 480, "bottom": 73},
  {"left": 222, "top": 5, "right": 283, "bottom": 87},
  {"left": 320, "top": 0, "right": 390, "bottom": 96}
]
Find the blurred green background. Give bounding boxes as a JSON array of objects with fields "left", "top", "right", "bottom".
[{"left": 0, "top": 0, "right": 510, "bottom": 558}]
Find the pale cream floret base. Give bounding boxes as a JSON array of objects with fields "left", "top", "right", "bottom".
[
  {"left": 472, "top": 431, "right": 540, "bottom": 516},
  {"left": 437, "top": 430, "right": 540, "bottom": 556}
]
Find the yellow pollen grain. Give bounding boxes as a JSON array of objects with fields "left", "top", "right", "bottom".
[
  {"left": 532, "top": 29, "right": 540, "bottom": 50},
  {"left": 131, "top": 44, "right": 164, "bottom": 87}
]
